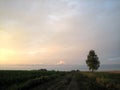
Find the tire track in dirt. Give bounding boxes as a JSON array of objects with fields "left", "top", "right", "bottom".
[
  {"left": 67, "top": 74, "right": 79, "bottom": 90},
  {"left": 30, "top": 72, "right": 80, "bottom": 90},
  {"left": 47, "top": 73, "right": 72, "bottom": 90}
]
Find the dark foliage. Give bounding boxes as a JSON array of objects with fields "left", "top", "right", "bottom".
[{"left": 86, "top": 50, "right": 100, "bottom": 72}]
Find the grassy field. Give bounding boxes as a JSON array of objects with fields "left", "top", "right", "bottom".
[{"left": 0, "top": 70, "right": 120, "bottom": 90}]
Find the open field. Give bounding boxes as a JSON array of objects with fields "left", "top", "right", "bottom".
[{"left": 0, "top": 70, "right": 120, "bottom": 90}]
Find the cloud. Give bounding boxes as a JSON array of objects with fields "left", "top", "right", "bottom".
[
  {"left": 108, "top": 57, "right": 120, "bottom": 61},
  {"left": 0, "top": 0, "right": 120, "bottom": 65},
  {"left": 47, "top": 15, "right": 61, "bottom": 24},
  {"left": 56, "top": 60, "right": 65, "bottom": 65}
]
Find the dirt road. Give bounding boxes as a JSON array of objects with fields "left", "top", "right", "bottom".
[
  {"left": 67, "top": 75, "right": 79, "bottom": 90},
  {"left": 31, "top": 72, "right": 80, "bottom": 90}
]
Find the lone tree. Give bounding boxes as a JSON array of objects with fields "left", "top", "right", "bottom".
[{"left": 86, "top": 50, "right": 100, "bottom": 72}]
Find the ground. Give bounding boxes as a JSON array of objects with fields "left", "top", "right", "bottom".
[{"left": 0, "top": 70, "right": 120, "bottom": 90}]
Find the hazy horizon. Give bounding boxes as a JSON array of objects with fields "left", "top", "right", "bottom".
[
  {"left": 0, "top": 64, "right": 120, "bottom": 71},
  {"left": 0, "top": 0, "right": 120, "bottom": 66}
]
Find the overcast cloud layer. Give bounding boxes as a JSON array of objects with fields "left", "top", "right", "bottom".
[{"left": 0, "top": 0, "right": 120, "bottom": 65}]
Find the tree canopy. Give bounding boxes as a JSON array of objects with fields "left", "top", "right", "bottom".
[{"left": 86, "top": 50, "right": 100, "bottom": 72}]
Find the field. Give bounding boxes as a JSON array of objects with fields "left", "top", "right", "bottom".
[{"left": 0, "top": 70, "right": 120, "bottom": 90}]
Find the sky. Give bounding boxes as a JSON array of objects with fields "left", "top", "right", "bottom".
[{"left": 0, "top": 0, "right": 120, "bottom": 65}]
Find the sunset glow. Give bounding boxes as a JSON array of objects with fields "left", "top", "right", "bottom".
[
  {"left": 0, "top": 0, "right": 120, "bottom": 65},
  {"left": 0, "top": 48, "right": 16, "bottom": 63}
]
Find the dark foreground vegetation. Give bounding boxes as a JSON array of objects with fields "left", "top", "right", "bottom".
[{"left": 0, "top": 70, "right": 120, "bottom": 90}]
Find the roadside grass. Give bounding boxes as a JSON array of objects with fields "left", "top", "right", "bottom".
[
  {"left": 81, "top": 72, "right": 120, "bottom": 90},
  {"left": 0, "top": 70, "right": 66, "bottom": 90}
]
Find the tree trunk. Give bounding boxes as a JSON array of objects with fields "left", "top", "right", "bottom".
[{"left": 92, "top": 69, "right": 94, "bottom": 72}]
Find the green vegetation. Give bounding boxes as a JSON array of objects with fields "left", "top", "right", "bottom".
[
  {"left": 86, "top": 50, "right": 100, "bottom": 72},
  {"left": 0, "top": 70, "right": 67, "bottom": 90},
  {"left": 0, "top": 70, "right": 119, "bottom": 90},
  {"left": 81, "top": 72, "right": 120, "bottom": 90}
]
